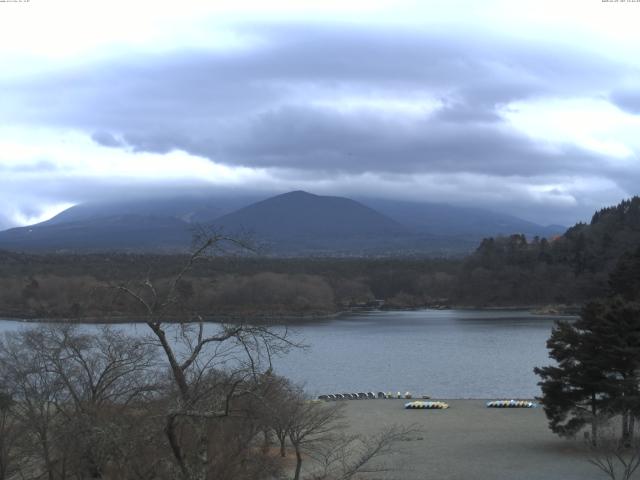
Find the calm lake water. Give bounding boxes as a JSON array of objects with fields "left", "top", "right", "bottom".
[{"left": 0, "top": 309, "right": 567, "bottom": 399}]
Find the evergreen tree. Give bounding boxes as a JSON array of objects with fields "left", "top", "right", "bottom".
[
  {"left": 610, "top": 246, "right": 640, "bottom": 301},
  {"left": 535, "top": 298, "right": 640, "bottom": 445},
  {"left": 588, "top": 299, "right": 640, "bottom": 443},
  {"left": 534, "top": 314, "right": 611, "bottom": 444}
]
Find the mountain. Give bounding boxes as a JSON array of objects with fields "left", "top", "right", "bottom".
[
  {"left": 211, "top": 191, "right": 420, "bottom": 254},
  {"left": 0, "top": 191, "right": 410, "bottom": 254},
  {"left": 0, "top": 190, "right": 566, "bottom": 255},
  {"left": 0, "top": 215, "right": 193, "bottom": 252},
  {"left": 359, "top": 198, "right": 564, "bottom": 239},
  {"left": 42, "top": 195, "right": 258, "bottom": 226},
  {"left": 0, "top": 194, "right": 260, "bottom": 253}
]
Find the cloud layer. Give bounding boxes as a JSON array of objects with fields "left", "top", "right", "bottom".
[{"left": 1, "top": 13, "right": 639, "bottom": 228}]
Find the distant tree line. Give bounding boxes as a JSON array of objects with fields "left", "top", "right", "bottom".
[{"left": 0, "top": 256, "right": 459, "bottom": 321}]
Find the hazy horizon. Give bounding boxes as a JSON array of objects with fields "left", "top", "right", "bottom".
[{"left": 1, "top": 187, "right": 602, "bottom": 231}]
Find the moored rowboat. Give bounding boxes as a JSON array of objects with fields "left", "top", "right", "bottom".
[
  {"left": 405, "top": 401, "right": 449, "bottom": 409},
  {"left": 486, "top": 400, "right": 536, "bottom": 408}
]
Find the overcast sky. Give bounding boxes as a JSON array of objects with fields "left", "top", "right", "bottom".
[{"left": 1, "top": 0, "right": 639, "bottom": 229}]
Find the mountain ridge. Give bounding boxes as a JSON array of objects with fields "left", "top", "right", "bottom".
[{"left": 0, "top": 190, "right": 565, "bottom": 255}]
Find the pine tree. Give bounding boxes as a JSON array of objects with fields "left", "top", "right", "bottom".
[
  {"left": 588, "top": 299, "right": 640, "bottom": 444},
  {"left": 534, "top": 313, "right": 611, "bottom": 444},
  {"left": 609, "top": 246, "right": 640, "bottom": 301},
  {"left": 535, "top": 299, "right": 640, "bottom": 445}
]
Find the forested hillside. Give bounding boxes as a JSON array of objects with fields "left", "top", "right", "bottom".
[{"left": 457, "top": 197, "right": 640, "bottom": 305}]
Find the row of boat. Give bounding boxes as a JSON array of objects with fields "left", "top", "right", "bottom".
[
  {"left": 404, "top": 399, "right": 537, "bottom": 409},
  {"left": 318, "top": 393, "right": 537, "bottom": 409},
  {"left": 486, "top": 400, "right": 536, "bottom": 408},
  {"left": 405, "top": 401, "right": 449, "bottom": 409},
  {"left": 318, "top": 391, "right": 429, "bottom": 401}
]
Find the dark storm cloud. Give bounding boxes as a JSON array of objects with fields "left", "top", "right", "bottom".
[
  {"left": 611, "top": 88, "right": 640, "bottom": 114},
  {"left": 0, "top": 23, "right": 632, "bottom": 180},
  {"left": 197, "top": 104, "right": 602, "bottom": 177}
]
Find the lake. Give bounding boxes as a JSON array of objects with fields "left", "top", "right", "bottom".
[{"left": 0, "top": 309, "right": 567, "bottom": 399}]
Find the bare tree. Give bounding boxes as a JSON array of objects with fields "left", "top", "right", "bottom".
[
  {"left": 287, "top": 399, "right": 346, "bottom": 480},
  {"left": 307, "top": 425, "right": 414, "bottom": 480},
  {"left": 203, "top": 373, "right": 284, "bottom": 480},
  {"left": 0, "top": 325, "right": 161, "bottom": 480},
  {"left": 587, "top": 416, "right": 640, "bottom": 480},
  {"left": 37, "top": 325, "right": 159, "bottom": 478},
  {"left": 281, "top": 392, "right": 413, "bottom": 480},
  {"left": 29, "top": 325, "right": 159, "bottom": 412},
  {"left": 0, "top": 390, "right": 21, "bottom": 480},
  {"left": 0, "top": 330, "right": 67, "bottom": 480},
  {"left": 114, "top": 232, "right": 300, "bottom": 480},
  {"left": 258, "top": 374, "right": 300, "bottom": 458}
]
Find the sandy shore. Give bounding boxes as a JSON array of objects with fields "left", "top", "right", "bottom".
[{"left": 339, "top": 399, "right": 604, "bottom": 480}]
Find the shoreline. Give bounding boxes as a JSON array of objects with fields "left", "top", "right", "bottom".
[
  {"left": 0, "top": 310, "right": 349, "bottom": 324},
  {"left": 0, "top": 304, "right": 579, "bottom": 324}
]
